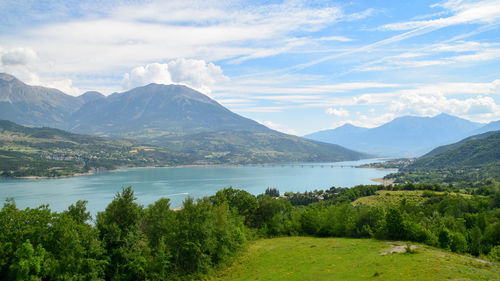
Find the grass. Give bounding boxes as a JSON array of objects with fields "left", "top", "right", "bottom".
[
  {"left": 210, "top": 237, "right": 500, "bottom": 281},
  {"left": 352, "top": 190, "right": 472, "bottom": 206}
]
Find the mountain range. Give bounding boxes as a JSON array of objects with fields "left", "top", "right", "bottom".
[
  {"left": 0, "top": 73, "right": 368, "bottom": 164},
  {"left": 305, "top": 114, "right": 499, "bottom": 157}
]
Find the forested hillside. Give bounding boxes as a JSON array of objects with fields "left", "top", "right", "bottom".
[
  {"left": 382, "top": 130, "right": 500, "bottom": 184},
  {"left": 0, "top": 120, "right": 193, "bottom": 177}
]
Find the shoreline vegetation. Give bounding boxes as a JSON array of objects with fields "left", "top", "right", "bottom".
[{"left": 0, "top": 183, "right": 499, "bottom": 280}]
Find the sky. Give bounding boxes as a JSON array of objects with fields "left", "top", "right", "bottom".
[{"left": 1, "top": 0, "right": 500, "bottom": 135}]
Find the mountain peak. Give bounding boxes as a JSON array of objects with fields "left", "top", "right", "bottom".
[
  {"left": 0, "top": 73, "right": 19, "bottom": 83},
  {"left": 336, "top": 123, "right": 364, "bottom": 129},
  {"left": 78, "top": 91, "right": 105, "bottom": 103},
  {"left": 433, "top": 112, "right": 454, "bottom": 119}
]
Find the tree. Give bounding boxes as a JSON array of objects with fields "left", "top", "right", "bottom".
[
  {"left": 212, "top": 187, "right": 257, "bottom": 225},
  {"left": 438, "top": 228, "right": 451, "bottom": 249},
  {"left": 65, "top": 200, "right": 91, "bottom": 224},
  {"left": 8, "top": 239, "right": 48, "bottom": 281},
  {"left": 265, "top": 188, "right": 280, "bottom": 197},
  {"left": 96, "top": 187, "right": 148, "bottom": 281},
  {"left": 450, "top": 232, "right": 467, "bottom": 253},
  {"left": 386, "top": 208, "right": 405, "bottom": 240},
  {"left": 143, "top": 198, "right": 175, "bottom": 279}
]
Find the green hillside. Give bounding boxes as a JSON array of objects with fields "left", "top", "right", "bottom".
[
  {"left": 422, "top": 131, "right": 498, "bottom": 158},
  {"left": 385, "top": 131, "right": 500, "bottom": 184},
  {"left": 0, "top": 120, "right": 193, "bottom": 177},
  {"left": 154, "top": 130, "right": 369, "bottom": 164},
  {"left": 212, "top": 237, "right": 500, "bottom": 281}
]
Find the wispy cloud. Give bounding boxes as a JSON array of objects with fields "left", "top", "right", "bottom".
[{"left": 381, "top": 0, "right": 500, "bottom": 30}]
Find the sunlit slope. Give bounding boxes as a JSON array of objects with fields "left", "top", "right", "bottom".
[{"left": 212, "top": 237, "right": 499, "bottom": 281}]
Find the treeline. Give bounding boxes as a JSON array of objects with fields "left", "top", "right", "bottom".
[
  {"left": 386, "top": 164, "right": 500, "bottom": 185},
  {"left": 1, "top": 183, "right": 499, "bottom": 280}
]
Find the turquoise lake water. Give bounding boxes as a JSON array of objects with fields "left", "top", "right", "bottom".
[{"left": 0, "top": 159, "right": 395, "bottom": 217}]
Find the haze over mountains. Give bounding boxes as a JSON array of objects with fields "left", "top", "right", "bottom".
[
  {"left": 0, "top": 73, "right": 368, "bottom": 164},
  {"left": 305, "top": 114, "right": 500, "bottom": 157}
]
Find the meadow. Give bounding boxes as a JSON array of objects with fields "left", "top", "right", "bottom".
[{"left": 211, "top": 237, "right": 500, "bottom": 281}]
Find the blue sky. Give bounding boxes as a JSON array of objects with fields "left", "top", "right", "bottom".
[{"left": 1, "top": 0, "right": 500, "bottom": 135}]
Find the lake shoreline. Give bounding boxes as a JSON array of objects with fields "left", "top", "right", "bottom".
[
  {"left": 1, "top": 158, "right": 394, "bottom": 215},
  {"left": 371, "top": 178, "right": 395, "bottom": 186},
  {"left": 6, "top": 158, "right": 393, "bottom": 180}
]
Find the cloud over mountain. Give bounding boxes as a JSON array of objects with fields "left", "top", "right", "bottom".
[{"left": 121, "top": 59, "right": 227, "bottom": 95}]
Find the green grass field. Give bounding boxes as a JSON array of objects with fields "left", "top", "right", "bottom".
[
  {"left": 211, "top": 237, "right": 500, "bottom": 281},
  {"left": 352, "top": 190, "right": 472, "bottom": 206}
]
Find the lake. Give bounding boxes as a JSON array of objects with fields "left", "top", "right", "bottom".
[{"left": 0, "top": 159, "right": 395, "bottom": 217}]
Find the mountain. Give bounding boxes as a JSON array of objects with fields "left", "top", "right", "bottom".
[
  {"left": 70, "top": 83, "right": 270, "bottom": 137},
  {"left": 471, "top": 120, "right": 500, "bottom": 135},
  {"left": 153, "top": 130, "right": 369, "bottom": 164},
  {"left": 77, "top": 91, "right": 105, "bottom": 103},
  {"left": 0, "top": 73, "right": 369, "bottom": 164},
  {"left": 305, "top": 113, "right": 484, "bottom": 157},
  {"left": 414, "top": 130, "right": 500, "bottom": 169},
  {"left": 304, "top": 124, "right": 368, "bottom": 144},
  {"left": 422, "top": 130, "right": 500, "bottom": 158},
  {"left": 383, "top": 130, "right": 500, "bottom": 183},
  {"left": 0, "top": 73, "right": 83, "bottom": 128},
  {"left": 0, "top": 119, "right": 193, "bottom": 177}
]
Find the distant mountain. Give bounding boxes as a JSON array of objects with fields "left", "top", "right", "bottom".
[
  {"left": 77, "top": 91, "right": 105, "bottom": 103},
  {"left": 305, "top": 113, "right": 484, "bottom": 157},
  {"left": 471, "top": 120, "right": 500, "bottom": 135},
  {"left": 0, "top": 73, "right": 83, "bottom": 128},
  {"left": 70, "top": 83, "right": 270, "bottom": 137},
  {"left": 0, "top": 73, "right": 369, "bottom": 164},
  {"left": 304, "top": 124, "right": 368, "bottom": 144}
]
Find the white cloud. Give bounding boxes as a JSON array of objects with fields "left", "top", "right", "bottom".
[
  {"left": 390, "top": 93, "right": 500, "bottom": 116},
  {"left": 317, "top": 36, "right": 353, "bottom": 42},
  {"left": 229, "top": 38, "right": 309, "bottom": 64},
  {"left": 328, "top": 112, "right": 396, "bottom": 129},
  {"left": 354, "top": 41, "right": 500, "bottom": 72},
  {"left": 0, "top": 46, "right": 81, "bottom": 96},
  {"left": 325, "top": 107, "right": 350, "bottom": 117},
  {"left": 0, "top": 0, "right": 351, "bottom": 77},
  {"left": 216, "top": 82, "right": 399, "bottom": 95},
  {"left": 0, "top": 47, "right": 38, "bottom": 65},
  {"left": 381, "top": 0, "right": 500, "bottom": 31},
  {"left": 358, "top": 113, "right": 396, "bottom": 128},
  {"left": 237, "top": 106, "right": 285, "bottom": 113},
  {"left": 121, "top": 59, "right": 228, "bottom": 95},
  {"left": 41, "top": 78, "right": 81, "bottom": 96},
  {"left": 257, "top": 119, "right": 298, "bottom": 135}
]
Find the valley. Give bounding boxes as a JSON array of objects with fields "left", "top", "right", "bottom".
[{"left": 2, "top": 1, "right": 500, "bottom": 280}]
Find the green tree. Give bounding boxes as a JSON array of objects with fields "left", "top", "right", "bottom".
[
  {"left": 386, "top": 208, "right": 405, "bottom": 240},
  {"left": 96, "top": 187, "right": 148, "bottom": 281},
  {"left": 8, "top": 239, "right": 49, "bottom": 281}
]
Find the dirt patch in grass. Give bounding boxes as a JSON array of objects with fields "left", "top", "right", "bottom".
[{"left": 380, "top": 244, "right": 418, "bottom": 255}]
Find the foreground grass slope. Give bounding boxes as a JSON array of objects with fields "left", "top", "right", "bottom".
[{"left": 212, "top": 237, "right": 500, "bottom": 281}]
